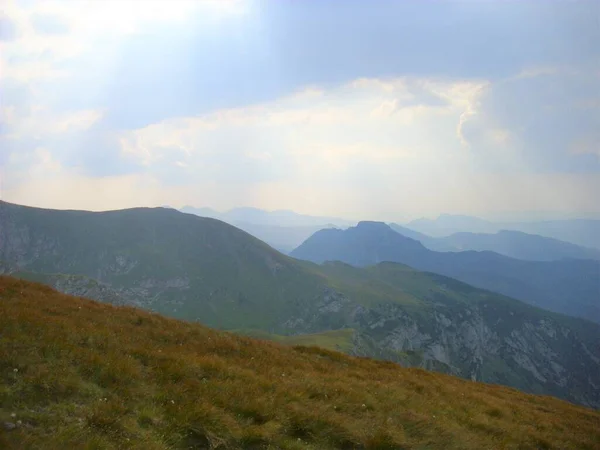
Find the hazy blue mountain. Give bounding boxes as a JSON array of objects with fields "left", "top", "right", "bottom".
[
  {"left": 179, "top": 205, "right": 350, "bottom": 251},
  {"left": 388, "top": 223, "right": 436, "bottom": 243},
  {"left": 434, "top": 230, "right": 600, "bottom": 261},
  {"left": 406, "top": 214, "right": 498, "bottom": 236},
  {"left": 181, "top": 205, "right": 353, "bottom": 228},
  {"left": 2, "top": 200, "right": 600, "bottom": 407},
  {"left": 229, "top": 222, "right": 339, "bottom": 253},
  {"left": 404, "top": 214, "right": 600, "bottom": 249},
  {"left": 180, "top": 205, "right": 222, "bottom": 219},
  {"left": 291, "top": 221, "right": 600, "bottom": 323},
  {"left": 510, "top": 219, "right": 600, "bottom": 250},
  {"left": 223, "top": 207, "right": 353, "bottom": 227},
  {"left": 391, "top": 225, "right": 600, "bottom": 261}
]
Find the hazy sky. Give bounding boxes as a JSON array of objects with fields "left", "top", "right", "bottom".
[{"left": 1, "top": 0, "right": 599, "bottom": 221}]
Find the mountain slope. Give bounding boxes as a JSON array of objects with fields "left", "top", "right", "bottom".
[
  {"left": 291, "top": 222, "right": 600, "bottom": 323},
  {"left": 315, "top": 262, "right": 600, "bottom": 407},
  {"left": 388, "top": 223, "right": 439, "bottom": 246},
  {"left": 2, "top": 201, "right": 600, "bottom": 407},
  {"left": 219, "top": 222, "right": 338, "bottom": 254},
  {"left": 2, "top": 277, "right": 600, "bottom": 450},
  {"left": 0, "top": 200, "right": 333, "bottom": 332}
]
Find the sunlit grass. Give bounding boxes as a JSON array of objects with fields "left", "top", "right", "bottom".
[{"left": 1, "top": 276, "right": 599, "bottom": 449}]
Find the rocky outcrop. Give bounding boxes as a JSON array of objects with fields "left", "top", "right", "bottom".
[
  {"left": 343, "top": 302, "right": 600, "bottom": 408},
  {"left": 276, "top": 288, "right": 600, "bottom": 408}
]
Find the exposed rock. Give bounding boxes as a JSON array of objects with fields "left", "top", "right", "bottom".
[{"left": 318, "top": 289, "right": 349, "bottom": 313}]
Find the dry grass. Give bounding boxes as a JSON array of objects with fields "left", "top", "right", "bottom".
[{"left": 1, "top": 276, "right": 599, "bottom": 449}]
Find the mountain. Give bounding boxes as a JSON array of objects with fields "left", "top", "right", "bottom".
[
  {"left": 179, "top": 205, "right": 350, "bottom": 252},
  {"left": 291, "top": 222, "right": 600, "bottom": 323},
  {"left": 181, "top": 205, "right": 353, "bottom": 227},
  {"left": 388, "top": 223, "right": 435, "bottom": 243},
  {"left": 405, "top": 214, "right": 600, "bottom": 250},
  {"left": 2, "top": 201, "right": 600, "bottom": 408},
  {"left": 227, "top": 222, "right": 338, "bottom": 253},
  {"left": 0, "top": 200, "right": 331, "bottom": 332},
  {"left": 3, "top": 277, "right": 599, "bottom": 449},
  {"left": 511, "top": 219, "right": 600, "bottom": 250},
  {"left": 392, "top": 225, "right": 600, "bottom": 261},
  {"left": 406, "top": 214, "right": 498, "bottom": 236},
  {"left": 179, "top": 205, "right": 221, "bottom": 219},
  {"left": 436, "top": 230, "right": 600, "bottom": 261}
]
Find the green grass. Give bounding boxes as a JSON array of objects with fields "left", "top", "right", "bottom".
[{"left": 1, "top": 276, "right": 599, "bottom": 449}]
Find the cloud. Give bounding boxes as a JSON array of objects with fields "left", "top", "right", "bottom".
[
  {"left": 4, "top": 151, "right": 598, "bottom": 221},
  {"left": 2, "top": 149, "right": 165, "bottom": 211},
  {"left": 1, "top": 1, "right": 598, "bottom": 220},
  {"left": 30, "top": 13, "right": 69, "bottom": 35},
  {"left": 570, "top": 134, "right": 600, "bottom": 157},
  {"left": 458, "top": 68, "right": 600, "bottom": 172},
  {"left": 3, "top": 106, "right": 103, "bottom": 138},
  {"left": 4, "top": 63, "right": 598, "bottom": 218},
  {"left": 0, "top": 15, "right": 18, "bottom": 41},
  {"left": 9, "top": 0, "right": 587, "bottom": 131},
  {"left": 116, "top": 76, "right": 478, "bottom": 183}
]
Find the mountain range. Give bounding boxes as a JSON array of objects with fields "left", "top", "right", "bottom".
[
  {"left": 1, "top": 200, "right": 600, "bottom": 408},
  {"left": 406, "top": 214, "right": 600, "bottom": 250},
  {"left": 390, "top": 225, "right": 600, "bottom": 262},
  {"left": 291, "top": 222, "right": 600, "bottom": 323},
  {"left": 180, "top": 206, "right": 600, "bottom": 258}
]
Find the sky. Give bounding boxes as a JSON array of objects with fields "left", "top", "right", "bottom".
[{"left": 1, "top": 0, "right": 599, "bottom": 222}]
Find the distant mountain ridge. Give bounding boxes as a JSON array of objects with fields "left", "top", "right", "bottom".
[
  {"left": 292, "top": 221, "right": 600, "bottom": 323},
  {"left": 1, "top": 201, "right": 600, "bottom": 408},
  {"left": 389, "top": 225, "right": 600, "bottom": 261},
  {"left": 405, "top": 214, "right": 600, "bottom": 250},
  {"left": 180, "top": 205, "right": 354, "bottom": 227},
  {"left": 179, "top": 205, "right": 351, "bottom": 252}
]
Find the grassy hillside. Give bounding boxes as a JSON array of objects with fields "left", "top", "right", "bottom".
[
  {"left": 234, "top": 329, "right": 356, "bottom": 353},
  {"left": 1, "top": 277, "right": 599, "bottom": 450}
]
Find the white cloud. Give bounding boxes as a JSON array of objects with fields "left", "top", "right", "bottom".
[
  {"left": 456, "top": 67, "right": 600, "bottom": 172},
  {"left": 0, "top": 0, "right": 246, "bottom": 84},
  {"left": 5, "top": 159, "right": 597, "bottom": 222},
  {"left": 2, "top": 0, "right": 598, "bottom": 223},
  {"left": 570, "top": 134, "right": 600, "bottom": 157},
  {"left": 117, "top": 76, "right": 482, "bottom": 176},
  {"left": 3, "top": 107, "right": 103, "bottom": 139}
]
